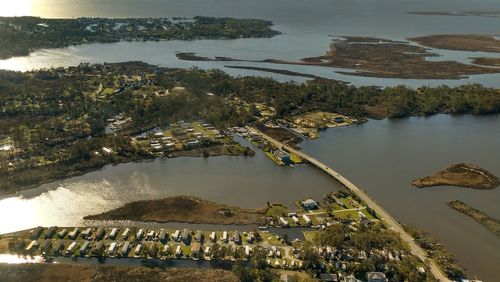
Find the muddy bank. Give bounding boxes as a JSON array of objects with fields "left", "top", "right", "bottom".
[
  {"left": 412, "top": 163, "right": 499, "bottom": 190},
  {"left": 448, "top": 200, "right": 500, "bottom": 237},
  {"left": 85, "top": 196, "right": 267, "bottom": 225},
  {"left": 471, "top": 57, "right": 500, "bottom": 67},
  {"left": 0, "top": 263, "right": 238, "bottom": 282},
  {"left": 176, "top": 36, "right": 500, "bottom": 79},
  {"left": 409, "top": 34, "right": 500, "bottom": 53}
]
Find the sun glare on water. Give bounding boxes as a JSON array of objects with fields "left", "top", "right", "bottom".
[{"left": 0, "top": 0, "right": 36, "bottom": 17}]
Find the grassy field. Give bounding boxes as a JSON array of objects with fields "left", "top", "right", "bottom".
[{"left": 85, "top": 196, "right": 268, "bottom": 225}]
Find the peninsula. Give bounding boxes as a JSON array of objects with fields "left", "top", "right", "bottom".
[
  {"left": 0, "top": 16, "right": 280, "bottom": 59},
  {"left": 408, "top": 34, "right": 500, "bottom": 53},
  {"left": 412, "top": 163, "right": 499, "bottom": 190},
  {"left": 1, "top": 62, "right": 500, "bottom": 194},
  {"left": 84, "top": 196, "right": 267, "bottom": 225}
]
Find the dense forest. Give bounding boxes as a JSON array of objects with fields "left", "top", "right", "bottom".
[{"left": 0, "top": 16, "right": 280, "bottom": 59}]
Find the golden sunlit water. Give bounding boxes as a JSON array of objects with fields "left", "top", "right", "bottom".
[
  {"left": 0, "top": 0, "right": 36, "bottom": 17},
  {"left": 0, "top": 254, "right": 45, "bottom": 264}
]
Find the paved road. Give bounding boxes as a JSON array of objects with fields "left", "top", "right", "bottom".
[{"left": 248, "top": 127, "right": 450, "bottom": 282}]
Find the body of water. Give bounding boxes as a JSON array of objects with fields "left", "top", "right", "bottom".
[
  {"left": 300, "top": 114, "right": 500, "bottom": 281},
  {"left": 1, "top": 0, "right": 500, "bottom": 87},
  {"left": 1, "top": 0, "right": 500, "bottom": 280}
]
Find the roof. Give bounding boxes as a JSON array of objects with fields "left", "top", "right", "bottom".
[
  {"left": 320, "top": 273, "right": 339, "bottom": 282},
  {"left": 302, "top": 199, "right": 317, "bottom": 206},
  {"left": 367, "top": 272, "right": 387, "bottom": 282}
]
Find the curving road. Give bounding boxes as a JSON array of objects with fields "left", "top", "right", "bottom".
[{"left": 248, "top": 127, "right": 450, "bottom": 282}]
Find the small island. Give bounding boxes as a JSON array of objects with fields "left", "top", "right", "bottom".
[
  {"left": 412, "top": 163, "right": 499, "bottom": 190},
  {"left": 448, "top": 200, "right": 500, "bottom": 237},
  {"left": 84, "top": 196, "right": 268, "bottom": 225}
]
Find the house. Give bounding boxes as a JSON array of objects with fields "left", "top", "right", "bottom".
[
  {"left": 134, "top": 244, "right": 142, "bottom": 256},
  {"left": 79, "top": 241, "right": 91, "bottom": 256},
  {"left": 279, "top": 217, "right": 290, "bottom": 227},
  {"left": 194, "top": 230, "right": 203, "bottom": 242},
  {"left": 68, "top": 228, "right": 80, "bottom": 240},
  {"left": 158, "top": 229, "right": 168, "bottom": 242},
  {"left": 191, "top": 242, "right": 201, "bottom": 258},
  {"left": 175, "top": 245, "right": 182, "bottom": 256},
  {"left": 54, "top": 240, "right": 64, "bottom": 254},
  {"left": 344, "top": 274, "right": 361, "bottom": 282},
  {"left": 233, "top": 231, "right": 241, "bottom": 244},
  {"left": 108, "top": 242, "right": 117, "bottom": 255},
  {"left": 320, "top": 273, "right": 339, "bottom": 282},
  {"left": 244, "top": 245, "right": 251, "bottom": 257},
  {"left": 31, "top": 227, "right": 43, "bottom": 239},
  {"left": 81, "top": 228, "right": 92, "bottom": 238},
  {"left": 40, "top": 239, "right": 52, "bottom": 252},
  {"left": 276, "top": 152, "right": 292, "bottom": 165},
  {"left": 117, "top": 241, "right": 128, "bottom": 256},
  {"left": 25, "top": 240, "right": 38, "bottom": 253},
  {"left": 66, "top": 242, "right": 78, "bottom": 255},
  {"left": 302, "top": 214, "right": 312, "bottom": 225},
  {"left": 58, "top": 228, "right": 67, "bottom": 238},
  {"left": 302, "top": 199, "right": 318, "bottom": 210},
  {"left": 136, "top": 228, "right": 144, "bottom": 240},
  {"left": 95, "top": 227, "right": 105, "bottom": 240},
  {"left": 122, "top": 228, "right": 131, "bottom": 239},
  {"left": 209, "top": 232, "right": 216, "bottom": 242},
  {"left": 109, "top": 228, "right": 119, "bottom": 239},
  {"left": 367, "top": 272, "right": 387, "bottom": 282},
  {"left": 222, "top": 231, "right": 228, "bottom": 243},
  {"left": 172, "top": 230, "right": 180, "bottom": 241},
  {"left": 181, "top": 229, "right": 190, "bottom": 243},
  {"left": 93, "top": 241, "right": 105, "bottom": 255},
  {"left": 45, "top": 226, "right": 57, "bottom": 239}
]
